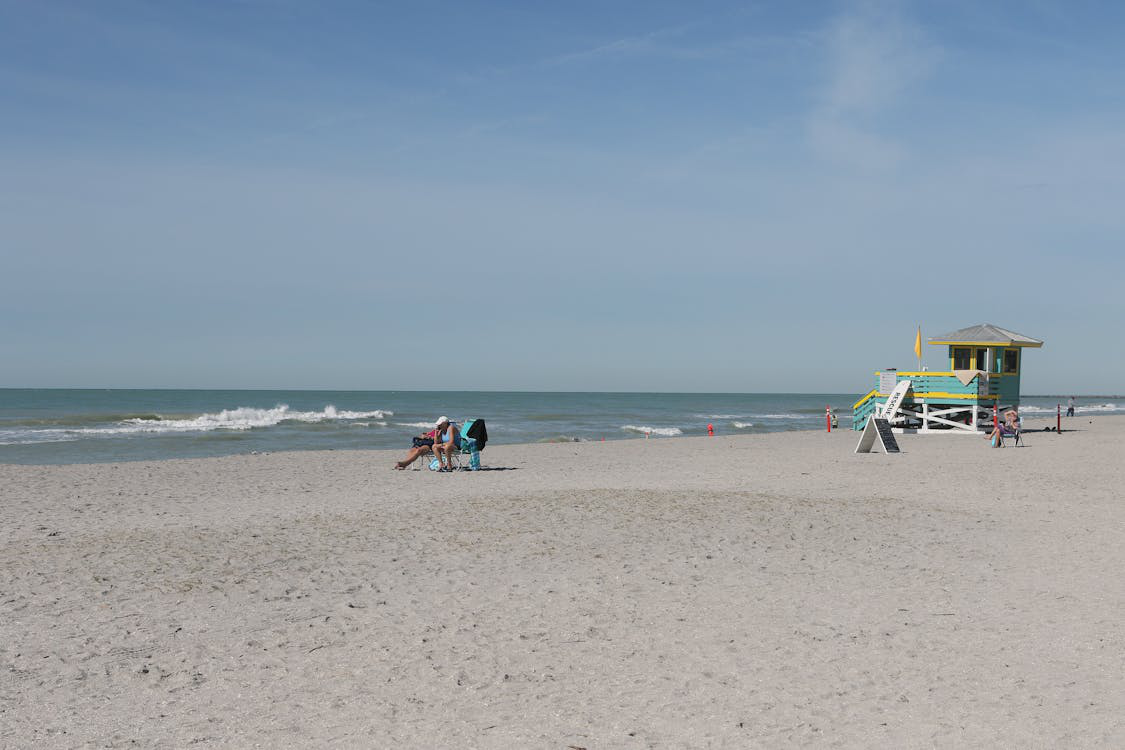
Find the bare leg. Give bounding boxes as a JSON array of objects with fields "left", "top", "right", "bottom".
[
  {"left": 395, "top": 445, "right": 431, "bottom": 469},
  {"left": 436, "top": 442, "right": 452, "bottom": 469}
]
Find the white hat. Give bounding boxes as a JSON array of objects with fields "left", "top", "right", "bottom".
[{"left": 435, "top": 416, "right": 450, "bottom": 427}]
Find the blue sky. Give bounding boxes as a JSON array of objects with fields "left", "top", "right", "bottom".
[{"left": 2, "top": 0, "right": 1123, "bottom": 393}]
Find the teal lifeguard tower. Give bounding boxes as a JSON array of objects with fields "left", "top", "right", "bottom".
[{"left": 852, "top": 324, "right": 1043, "bottom": 433}]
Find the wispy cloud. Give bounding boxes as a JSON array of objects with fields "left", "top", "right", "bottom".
[
  {"left": 547, "top": 22, "right": 708, "bottom": 65},
  {"left": 807, "top": 0, "right": 941, "bottom": 170}
]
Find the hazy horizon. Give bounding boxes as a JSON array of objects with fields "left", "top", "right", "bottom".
[{"left": 1, "top": 386, "right": 1118, "bottom": 399}]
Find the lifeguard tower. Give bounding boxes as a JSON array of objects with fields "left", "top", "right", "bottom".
[{"left": 852, "top": 323, "right": 1043, "bottom": 433}]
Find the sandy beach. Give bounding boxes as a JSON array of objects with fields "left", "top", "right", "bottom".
[{"left": 2, "top": 415, "right": 1123, "bottom": 748}]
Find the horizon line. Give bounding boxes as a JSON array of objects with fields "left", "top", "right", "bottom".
[{"left": 0, "top": 386, "right": 1119, "bottom": 398}]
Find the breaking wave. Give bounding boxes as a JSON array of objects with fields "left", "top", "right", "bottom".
[
  {"left": 112, "top": 405, "right": 390, "bottom": 433},
  {"left": 622, "top": 425, "right": 683, "bottom": 437},
  {"left": 1020, "top": 403, "right": 1120, "bottom": 414},
  {"left": 0, "top": 404, "right": 391, "bottom": 443},
  {"left": 0, "top": 430, "right": 83, "bottom": 446}
]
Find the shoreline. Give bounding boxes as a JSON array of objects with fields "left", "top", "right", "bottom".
[
  {"left": 3, "top": 389, "right": 1117, "bottom": 467},
  {"left": 0, "top": 411, "right": 1109, "bottom": 469}
]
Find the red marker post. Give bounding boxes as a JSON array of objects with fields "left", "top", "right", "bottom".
[
  {"left": 1057, "top": 403, "right": 1061, "bottom": 434},
  {"left": 707, "top": 423, "right": 714, "bottom": 436},
  {"left": 825, "top": 405, "right": 831, "bottom": 433},
  {"left": 993, "top": 403, "right": 999, "bottom": 432}
]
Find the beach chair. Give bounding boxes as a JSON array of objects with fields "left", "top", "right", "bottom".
[
  {"left": 451, "top": 418, "right": 488, "bottom": 471},
  {"left": 415, "top": 422, "right": 464, "bottom": 471},
  {"left": 411, "top": 446, "right": 437, "bottom": 471},
  {"left": 998, "top": 423, "right": 1023, "bottom": 447}
]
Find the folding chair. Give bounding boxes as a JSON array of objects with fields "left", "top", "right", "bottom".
[
  {"left": 451, "top": 418, "right": 488, "bottom": 470},
  {"left": 998, "top": 424, "right": 1023, "bottom": 447}
]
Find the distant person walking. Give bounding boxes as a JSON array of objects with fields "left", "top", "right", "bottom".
[{"left": 1066, "top": 397, "right": 1075, "bottom": 417}]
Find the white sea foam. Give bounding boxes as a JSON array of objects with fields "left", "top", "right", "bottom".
[
  {"left": 394, "top": 420, "right": 487, "bottom": 430},
  {"left": 1077, "top": 402, "right": 1121, "bottom": 413},
  {"left": 1020, "top": 403, "right": 1120, "bottom": 415},
  {"left": 3, "top": 404, "right": 392, "bottom": 441},
  {"left": 622, "top": 425, "right": 683, "bottom": 437},
  {"left": 0, "top": 430, "right": 83, "bottom": 446},
  {"left": 113, "top": 405, "right": 391, "bottom": 433},
  {"left": 732, "top": 421, "right": 755, "bottom": 429}
]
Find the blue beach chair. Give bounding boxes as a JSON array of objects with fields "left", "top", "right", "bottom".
[{"left": 452, "top": 418, "right": 488, "bottom": 470}]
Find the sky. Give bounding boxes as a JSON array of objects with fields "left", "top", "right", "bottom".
[{"left": 2, "top": 0, "right": 1124, "bottom": 394}]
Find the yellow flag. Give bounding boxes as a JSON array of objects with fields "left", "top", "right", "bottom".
[{"left": 913, "top": 326, "right": 922, "bottom": 360}]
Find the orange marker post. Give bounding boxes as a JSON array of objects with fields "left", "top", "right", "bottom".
[{"left": 825, "top": 405, "right": 831, "bottom": 433}]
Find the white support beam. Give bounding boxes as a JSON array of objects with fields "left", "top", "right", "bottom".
[{"left": 894, "top": 404, "right": 982, "bottom": 432}]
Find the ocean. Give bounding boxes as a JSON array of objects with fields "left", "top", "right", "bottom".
[{"left": 0, "top": 389, "right": 1120, "bottom": 465}]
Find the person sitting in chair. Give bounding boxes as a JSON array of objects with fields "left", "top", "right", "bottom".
[
  {"left": 394, "top": 425, "right": 439, "bottom": 469},
  {"left": 990, "top": 409, "right": 1020, "bottom": 448},
  {"left": 432, "top": 416, "right": 462, "bottom": 472},
  {"left": 394, "top": 416, "right": 461, "bottom": 470}
]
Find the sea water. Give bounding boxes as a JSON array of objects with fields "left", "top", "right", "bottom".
[{"left": 0, "top": 389, "right": 1119, "bottom": 465}]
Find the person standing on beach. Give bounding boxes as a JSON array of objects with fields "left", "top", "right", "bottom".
[{"left": 1067, "top": 397, "right": 1076, "bottom": 417}]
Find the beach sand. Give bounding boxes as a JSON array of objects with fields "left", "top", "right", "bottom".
[{"left": 2, "top": 415, "right": 1123, "bottom": 748}]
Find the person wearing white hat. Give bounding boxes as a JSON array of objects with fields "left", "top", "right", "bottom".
[
  {"left": 432, "top": 416, "right": 462, "bottom": 472},
  {"left": 393, "top": 416, "right": 462, "bottom": 470}
]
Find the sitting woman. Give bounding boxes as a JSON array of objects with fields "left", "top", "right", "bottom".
[
  {"left": 989, "top": 409, "right": 1020, "bottom": 447},
  {"left": 432, "top": 416, "right": 462, "bottom": 471},
  {"left": 394, "top": 425, "right": 438, "bottom": 469}
]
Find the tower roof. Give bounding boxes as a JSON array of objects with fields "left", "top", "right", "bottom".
[{"left": 928, "top": 324, "right": 1043, "bottom": 348}]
